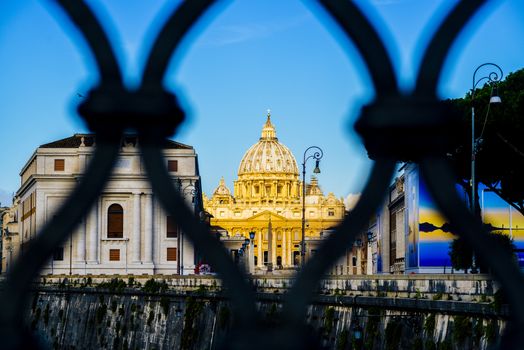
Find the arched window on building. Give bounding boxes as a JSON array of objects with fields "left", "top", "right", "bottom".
[{"left": 107, "top": 204, "right": 124, "bottom": 238}]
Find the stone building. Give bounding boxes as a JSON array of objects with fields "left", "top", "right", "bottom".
[
  {"left": 8, "top": 134, "right": 201, "bottom": 275},
  {"left": 204, "top": 113, "right": 346, "bottom": 272},
  {"left": 378, "top": 173, "right": 407, "bottom": 274},
  {"left": 1, "top": 204, "right": 18, "bottom": 274}
]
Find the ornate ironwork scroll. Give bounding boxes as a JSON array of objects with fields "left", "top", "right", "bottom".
[{"left": 1, "top": 0, "right": 523, "bottom": 349}]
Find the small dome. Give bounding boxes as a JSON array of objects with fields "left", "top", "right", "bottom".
[
  {"left": 213, "top": 177, "right": 231, "bottom": 196},
  {"left": 238, "top": 112, "right": 299, "bottom": 176}
]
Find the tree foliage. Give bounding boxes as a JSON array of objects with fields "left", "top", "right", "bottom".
[
  {"left": 449, "top": 231, "right": 516, "bottom": 272},
  {"left": 445, "top": 68, "right": 524, "bottom": 215}
]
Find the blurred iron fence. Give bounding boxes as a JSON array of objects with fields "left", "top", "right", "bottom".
[{"left": 1, "top": 0, "right": 523, "bottom": 349}]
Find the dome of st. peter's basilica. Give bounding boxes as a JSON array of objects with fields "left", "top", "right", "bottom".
[{"left": 237, "top": 113, "right": 299, "bottom": 176}]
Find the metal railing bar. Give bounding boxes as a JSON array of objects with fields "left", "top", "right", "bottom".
[
  {"left": 139, "top": 133, "right": 258, "bottom": 326},
  {"left": 0, "top": 132, "right": 121, "bottom": 350},
  {"left": 415, "top": 0, "right": 487, "bottom": 95},
  {"left": 282, "top": 159, "right": 396, "bottom": 325},
  {"left": 318, "top": 0, "right": 398, "bottom": 95},
  {"left": 421, "top": 158, "right": 524, "bottom": 350},
  {"left": 55, "top": 0, "right": 123, "bottom": 86},
  {"left": 141, "top": 0, "right": 221, "bottom": 88},
  {"left": 0, "top": 1, "right": 521, "bottom": 349}
]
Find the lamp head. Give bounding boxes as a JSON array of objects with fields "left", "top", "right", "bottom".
[
  {"left": 490, "top": 85, "right": 502, "bottom": 104},
  {"left": 353, "top": 324, "right": 363, "bottom": 340},
  {"left": 249, "top": 231, "right": 255, "bottom": 240},
  {"left": 244, "top": 238, "right": 250, "bottom": 245},
  {"left": 313, "top": 160, "right": 321, "bottom": 174},
  {"left": 489, "top": 95, "right": 502, "bottom": 104}
]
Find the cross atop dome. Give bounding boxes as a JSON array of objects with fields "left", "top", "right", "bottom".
[{"left": 261, "top": 110, "right": 277, "bottom": 140}]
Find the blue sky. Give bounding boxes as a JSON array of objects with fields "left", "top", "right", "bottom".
[{"left": 1, "top": 0, "right": 524, "bottom": 206}]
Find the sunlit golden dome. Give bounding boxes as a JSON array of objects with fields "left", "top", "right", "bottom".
[{"left": 238, "top": 112, "right": 299, "bottom": 176}]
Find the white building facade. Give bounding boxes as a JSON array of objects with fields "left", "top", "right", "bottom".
[{"left": 15, "top": 134, "right": 201, "bottom": 276}]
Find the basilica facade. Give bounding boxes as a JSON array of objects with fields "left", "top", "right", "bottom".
[{"left": 204, "top": 113, "right": 346, "bottom": 271}]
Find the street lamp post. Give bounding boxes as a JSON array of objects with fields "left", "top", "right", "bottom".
[
  {"left": 69, "top": 235, "right": 73, "bottom": 276},
  {"left": 249, "top": 231, "right": 255, "bottom": 274},
  {"left": 470, "top": 63, "right": 503, "bottom": 273},
  {"left": 301, "top": 146, "right": 323, "bottom": 267}
]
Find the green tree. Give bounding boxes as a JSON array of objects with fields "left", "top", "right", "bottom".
[
  {"left": 449, "top": 232, "right": 516, "bottom": 272},
  {"left": 445, "top": 68, "right": 524, "bottom": 216}
]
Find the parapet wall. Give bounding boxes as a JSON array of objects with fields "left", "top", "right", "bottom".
[
  {"left": 35, "top": 273, "right": 497, "bottom": 302},
  {"left": 24, "top": 283, "right": 507, "bottom": 350}
]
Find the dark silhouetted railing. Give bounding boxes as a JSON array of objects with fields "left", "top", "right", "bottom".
[{"left": 1, "top": 1, "right": 522, "bottom": 349}]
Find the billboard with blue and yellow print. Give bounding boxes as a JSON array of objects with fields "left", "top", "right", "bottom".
[{"left": 411, "top": 172, "right": 524, "bottom": 269}]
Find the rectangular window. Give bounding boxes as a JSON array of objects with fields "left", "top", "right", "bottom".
[
  {"left": 167, "top": 247, "right": 177, "bottom": 261},
  {"left": 168, "top": 160, "right": 178, "bottom": 172},
  {"left": 328, "top": 211, "right": 335, "bottom": 216},
  {"left": 293, "top": 251, "right": 300, "bottom": 266},
  {"left": 53, "top": 247, "right": 64, "bottom": 261},
  {"left": 263, "top": 251, "right": 268, "bottom": 265},
  {"left": 166, "top": 215, "right": 177, "bottom": 238},
  {"left": 107, "top": 206, "right": 124, "bottom": 239},
  {"left": 389, "top": 208, "right": 398, "bottom": 267},
  {"left": 54, "top": 159, "right": 65, "bottom": 171},
  {"left": 109, "top": 249, "right": 120, "bottom": 261}
]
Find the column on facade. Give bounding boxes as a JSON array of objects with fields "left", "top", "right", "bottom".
[
  {"left": 357, "top": 248, "right": 361, "bottom": 274},
  {"left": 144, "top": 193, "right": 153, "bottom": 263},
  {"left": 272, "top": 230, "right": 277, "bottom": 266},
  {"left": 87, "top": 201, "right": 98, "bottom": 263},
  {"left": 282, "top": 229, "right": 286, "bottom": 267},
  {"left": 78, "top": 154, "right": 86, "bottom": 173},
  {"left": 76, "top": 217, "right": 86, "bottom": 262},
  {"left": 367, "top": 244, "right": 373, "bottom": 275},
  {"left": 132, "top": 193, "right": 141, "bottom": 263},
  {"left": 288, "top": 230, "right": 293, "bottom": 266},
  {"left": 257, "top": 228, "right": 262, "bottom": 266}
]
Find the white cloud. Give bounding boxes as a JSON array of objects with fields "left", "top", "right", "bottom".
[
  {"left": 199, "top": 14, "right": 311, "bottom": 47},
  {"left": 344, "top": 193, "right": 361, "bottom": 211}
]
